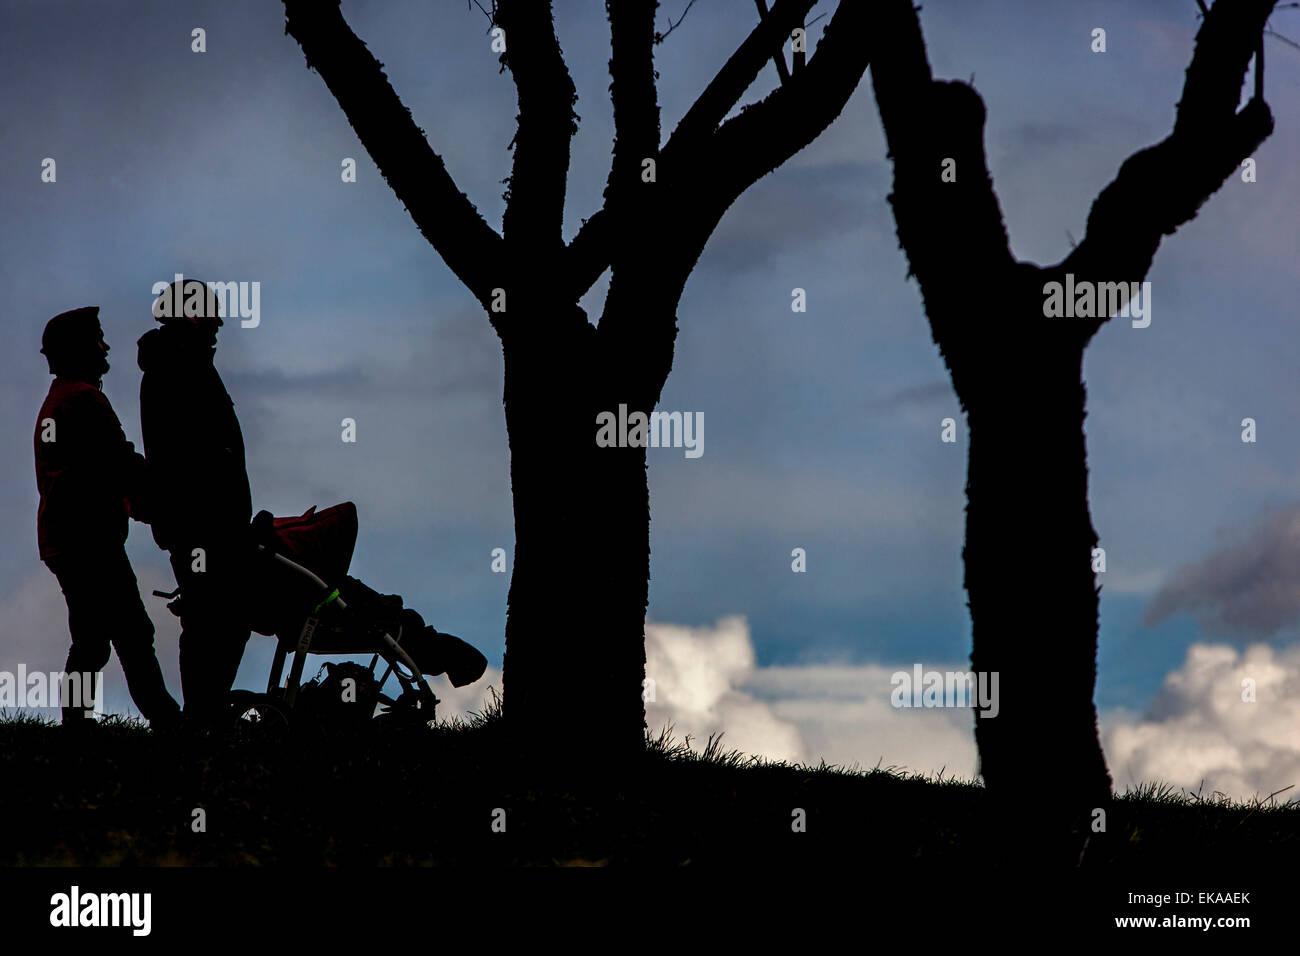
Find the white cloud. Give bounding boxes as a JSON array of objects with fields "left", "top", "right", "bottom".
[
  {"left": 744, "top": 664, "right": 977, "bottom": 776},
  {"left": 434, "top": 665, "right": 502, "bottom": 723},
  {"left": 1102, "top": 641, "right": 1300, "bottom": 802},
  {"left": 435, "top": 616, "right": 979, "bottom": 779},
  {"left": 644, "top": 618, "right": 978, "bottom": 777},
  {"left": 643, "top": 616, "right": 804, "bottom": 763},
  {"left": 440, "top": 623, "right": 1300, "bottom": 805}
]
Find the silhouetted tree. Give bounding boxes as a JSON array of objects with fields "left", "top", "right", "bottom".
[
  {"left": 282, "top": 0, "right": 870, "bottom": 759},
  {"left": 867, "top": 0, "right": 1276, "bottom": 856}
]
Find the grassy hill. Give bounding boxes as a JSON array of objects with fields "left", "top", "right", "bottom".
[{"left": 2, "top": 702, "right": 1295, "bottom": 876}]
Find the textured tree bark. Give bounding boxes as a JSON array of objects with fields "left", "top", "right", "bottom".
[
  {"left": 499, "top": 317, "right": 653, "bottom": 760},
  {"left": 868, "top": 0, "right": 1275, "bottom": 860},
  {"left": 961, "top": 337, "right": 1111, "bottom": 855}
]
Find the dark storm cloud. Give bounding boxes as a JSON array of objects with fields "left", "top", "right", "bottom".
[{"left": 1145, "top": 504, "right": 1300, "bottom": 638}]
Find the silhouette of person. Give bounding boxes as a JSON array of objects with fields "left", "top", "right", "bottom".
[
  {"left": 34, "top": 306, "right": 182, "bottom": 730},
  {"left": 137, "top": 280, "right": 252, "bottom": 721}
]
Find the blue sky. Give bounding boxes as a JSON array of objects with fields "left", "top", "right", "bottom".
[{"left": 2, "top": 0, "right": 1299, "bottom": 798}]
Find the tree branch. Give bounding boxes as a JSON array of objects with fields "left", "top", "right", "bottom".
[
  {"left": 663, "top": 0, "right": 813, "bottom": 163},
  {"left": 595, "top": 1, "right": 666, "bottom": 367},
  {"left": 283, "top": 0, "right": 504, "bottom": 309},
  {"left": 1060, "top": 0, "right": 1276, "bottom": 289},
  {"left": 865, "top": 0, "right": 1023, "bottom": 371},
  {"left": 565, "top": 0, "right": 813, "bottom": 297},
  {"left": 1175, "top": 0, "right": 1274, "bottom": 137},
  {"left": 676, "top": 0, "right": 874, "bottom": 260},
  {"left": 868, "top": 0, "right": 1015, "bottom": 300},
  {"left": 655, "top": 0, "right": 699, "bottom": 45},
  {"left": 497, "top": 0, "right": 578, "bottom": 263},
  {"left": 603, "top": 0, "right": 661, "bottom": 265},
  {"left": 566, "top": 209, "right": 613, "bottom": 299},
  {"left": 753, "top": 0, "right": 792, "bottom": 85}
]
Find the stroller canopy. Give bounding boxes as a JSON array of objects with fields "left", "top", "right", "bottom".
[
  {"left": 247, "top": 502, "right": 358, "bottom": 636},
  {"left": 245, "top": 500, "right": 489, "bottom": 689},
  {"left": 267, "top": 502, "right": 358, "bottom": 585}
]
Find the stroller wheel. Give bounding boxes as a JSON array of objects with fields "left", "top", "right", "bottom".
[
  {"left": 374, "top": 682, "right": 438, "bottom": 730},
  {"left": 229, "top": 690, "right": 291, "bottom": 733}
]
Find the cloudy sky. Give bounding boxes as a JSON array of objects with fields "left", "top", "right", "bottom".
[{"left": 2, "top": 0, "right": 1298, "bottom": 802}]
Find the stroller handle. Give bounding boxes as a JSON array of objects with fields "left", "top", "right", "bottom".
[{"left": 257, "top": 544, "right": 351, "bottom": 612}]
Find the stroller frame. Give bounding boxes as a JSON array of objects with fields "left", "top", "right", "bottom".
[
  {"left": 253, "top": 543, "right": 441, "bottom": 722},
  {"left": 156, "top": 500, "right": 486, "bottom": 730}
]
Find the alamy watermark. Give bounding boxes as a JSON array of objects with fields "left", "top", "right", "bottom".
[
  {"left": 50, "top": 886, "right": 151, "bottom": 936},
  {"left": 596, "top": 404, "right": 703, "bottom": 459},
  {"left": 0, "top": 666, "right": 103, "bottom": 716},
  {"left": 151, "top": 272, "right": 261, "bottom": 328},
  {"left": 1042, "top": 273, "right": 1152, "bottom": 328},
  {"left": 890, "top": 664, "right": 999, "bottom": 718}
]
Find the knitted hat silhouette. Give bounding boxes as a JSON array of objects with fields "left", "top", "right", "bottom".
[{"left": 40, "top": 306, "right": 100, "bottom": 372}]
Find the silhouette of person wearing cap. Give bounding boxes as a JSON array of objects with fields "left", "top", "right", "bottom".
[
  {"left": 34, "top": 307, "right": 182, "bottom": 729},
  {"left": 137, "top": 280, "right": 252, "bottom": 721}
]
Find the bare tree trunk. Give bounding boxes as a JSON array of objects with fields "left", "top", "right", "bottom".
[
  {"left": 867, "top": 0, "right": 1275, "bottom": 858},
  {"left": 499, "top": 312, "right": 651, "bottom": 759},
  {"left": 962, "top": 339, "right": 1111, "bottom": 850}
]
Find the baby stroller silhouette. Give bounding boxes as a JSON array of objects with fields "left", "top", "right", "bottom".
[{"left": 155, "top": 501, "right": 487, "bottom": 730}]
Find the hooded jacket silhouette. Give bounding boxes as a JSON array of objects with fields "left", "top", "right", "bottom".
[
  {"left": 137, "top": 314, "right": 253, "bottom": 717},
  {"left": 136, "top": 322, "right": 252, "bottom": 549}
]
